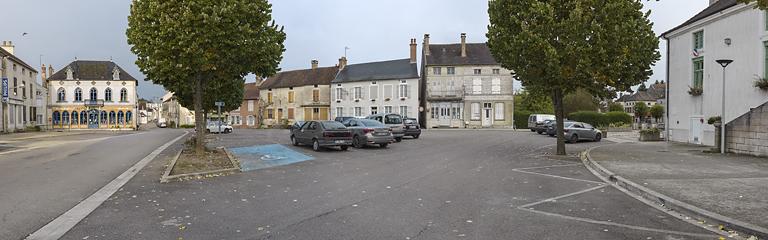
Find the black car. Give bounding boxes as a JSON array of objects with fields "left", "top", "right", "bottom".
[
  {"left": 547, "top": 120, "right": 575, "bottom": 137},
  {"left": 403, "top": 117, "right": 421, "bottom": 139},
  {"left": 290, "top": 121, "right": 353, "bottom": 151},
  {"left": 534, "top": 119, "right": 555, "bottom": 134}
]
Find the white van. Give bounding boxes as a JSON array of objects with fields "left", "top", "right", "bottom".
[{"left": 527, "top": 114, "right": 556, "bottom": 131}]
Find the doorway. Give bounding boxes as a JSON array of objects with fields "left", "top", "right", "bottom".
[
  {"left": 88, "top": 109, "right": 99, "bottom": 129},
  {"left": 482, "top": 103, "right": 493, "bottom": 127}
]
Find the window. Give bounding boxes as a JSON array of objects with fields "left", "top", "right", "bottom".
[
  {"left": 693, "top": 57, "right": 704, "bottom": 89},
  {"left": 127, "top": 111, "right": 133, "bottom": 124},
  {"left": 12, "top": 77, "right": 17, "bottom": 95},
  {"left": 62, "top": 111, "right": 70, "bottom": 124},
  {"left": 118, "top": 111, "right": 125, "bottom": 124},
  {"left": 267, "top": 92, "right": 273, "bottom": 103},
  {"left": 399, "top": 106, "right": 408, "bottom": 117},
  {"left": 247, "top": 115, "right": 255, "bottom": 126},
  {"left": 471, "top": 103, "right": 480, "bottom": 120},
  {"left": 101, "top": 111, "right": 107, "bottom": 124},
  {"left": 384, "top": 106, "right": 393, "bottom": 113},
  {"left": 472, "top": 78, "right": 482, "bottom": 94},
  {"left": 71, "top": 111, "right": 78, "bottom": 125},
  {"left": 431, "top": 107, "right": 437, "bottom": 119},
  {"left": 105, "top": 88, "right": 112, "bottom": 102},
  {"left": 313, "top": 89, "right": 320, "bottom": 102},
  {"left": 22, "top": 81, "right": 25, "bottom": 98},
  {"left": 335, "top": 87, "right": 343, "bottom": 101},
  {"left": 370, "top": 85, "right": 378, "bottom": 100},
  {"left": 354, "top": 87, "right": 362, "bottom": 100},
  {"left": 56, "top": 88, "right": 66, "bottom": 102},
  {"left": 495, "top": 103, "right": 504, "bottom": 120},
  {"left": 288, "top": 108, "right": 295, "bottom": 119},
  {"left": 109, "top": 111, "right": 116, "bottom": 124},
  {"left": 371, "top": 106, "right": 378, "bottom": 115},
  {"left": 80, "top": 111, "right": 87, "bottom": 124},
  {"left": 336, "top": 107, "right": 344, "bottom": 118},
  {"left": 267, "top": 109, "right": 274, "bottom": 119},
  {"left": 52, "top": 111, "right": 60, "bottom": 125},
  {"left": 278, "top": 108, "right": 284, "bottom": 120},
  {"left": 89, "top": 88, "right": 97, "bottom": 100},
  {"left": 493, "top": 69, "right": 500, "bottom": 75},
  {"left": 285, "top": 91, "right": 293, "bottom": 103},
  {"left": 398, "top": 84, "right": 408, "bottom": 98},
  {"left": 492, "top": 78, "right": 501, "bottom": 94},
  {"left": 248, "top": 100, "right": 254, "bottom": 111},
  {"left": 312, "top": 108, "right": 320, "bottom": 120},
  {"left": 447, "top": 67, "right": 455, "bottom": 75},
  {"left": 433, "top": 67, "right": 442, "bottom": 75},
  {"left": 74, "top": 88, "right": 83, "bottom": 102},
  {"left": 354, "top": 107, "right": 362, "bottom": 117},
  {"left": 474, "top": 69, "right": 482, "bottom": 75},
  {"left": 693, "top": 30, "right": 704, "bottom": 50},
  {"left": 383, "top": 85, "right": 393, "bottom": 99},
  {"left": 120, "top": 88, "right": 128, "bottom": 102}
]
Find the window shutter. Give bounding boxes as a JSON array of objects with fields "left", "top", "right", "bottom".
[{"left": 495, "top": 103, "right": 504, "bottom": 120}]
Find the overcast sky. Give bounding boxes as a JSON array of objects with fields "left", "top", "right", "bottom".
[{"left": 1, "top": 0, "right": 708, "bottom": 100}]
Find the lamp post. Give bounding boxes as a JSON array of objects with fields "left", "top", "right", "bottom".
[{"left": 716, "top": 59, "right": 733, "bottom": 154}]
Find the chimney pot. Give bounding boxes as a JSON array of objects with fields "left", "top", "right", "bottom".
[
  {"left": 461, "top": 33, "right": 467, "bottom": 58},
  {"left": 409, "top": 38, "right": 417, "bottom": 63},
  {"left": 311, "top": 60, "right": 319, "bottom": 69}
]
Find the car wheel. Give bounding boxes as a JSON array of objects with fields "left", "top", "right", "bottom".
[
  {"left": 537, "top": 130, "right": 543, "bottom": 134},
  {"left": 569, "top": 134, "right": 579, "bottom": 143},
  {"left": 380, "top": 143, "right": 388, "bottom": 148},
  {"left": 530, "top": 129, "right": 535, "bottom": 132},
  {"left": 353, "top": 136, "right": 363, "bottom": 148},
  {"left": 341, "top": 146, "right": 349, "bottom": 151},
  {"left": 395, "top": 137, "right": 403, "bottom": 142},
  {"left": 594, "top": 133, "right": 602, "bottom": 142},
  {"left": 413, "top": 134, "right": 419, "bottom": 139},
  {"left": 312, "top": 139, "right": 321, "bottom": 151},
  {"left": 291, "top": 136, "right": 299, "bottom": 146},
  {"left": 206, "top": 129, "right": 211, "bottom": 133}
]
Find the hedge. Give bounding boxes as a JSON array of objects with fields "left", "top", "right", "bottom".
[
  {"left": 604, "top": 111, "right": 632, "bottom": 126},
  {"left": 514, "top": 110, "right": 532, "bottom": 129},
  {"left": 568, "top": 111, "right": 632, "bottom": 127}
]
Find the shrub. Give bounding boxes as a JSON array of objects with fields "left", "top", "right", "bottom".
[
  {"left": 568, "top": 111, "right": 605, "bottom": 127},
  {"left": 604, "top": 111, "right": 632, "bottom": 126},
  {"left": 707, "top": 116, "right": 721, "bottom": 125},
  {"left": 688, "top": 86, "right": 703, "bottom": 96},
  {"left": 608, "top": 102, "right": 624, "bottom": 112},
  {"left": 179, "top": 124, "right": 196, "bottom": 129},
  {"left": 639, "top": 127, "right": 660, "bottom": 134},
  {"left": 754, "top": 77, "right": 768, "bottom": 90},
  {"left": 514, "top": 110, "right": 532, "bottom": 129}
]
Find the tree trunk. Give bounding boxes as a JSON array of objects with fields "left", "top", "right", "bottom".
[
  {"left": 553, "top": 89, "right": 566, "bottom": 155},
  {"left": 194, "top": 74, "right": 205, "bottom": 155}
]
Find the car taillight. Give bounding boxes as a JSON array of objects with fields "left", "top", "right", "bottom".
[
  {"left": 363, "top": 128, "right": 374, "bottom": 134},
  {"left": 323, "top": 132, "right": 332, "bottom": 137}
]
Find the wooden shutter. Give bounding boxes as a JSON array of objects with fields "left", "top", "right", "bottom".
[
  {"left": 288, "top": 108, "right": 295, "bottom": 119},
  {"left": 320, "top": 108, "right": 329, "bottom": 120}
]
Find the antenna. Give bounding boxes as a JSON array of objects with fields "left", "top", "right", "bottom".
[{"left": 344, "top": 46, "right": 350, "bottom": 58}]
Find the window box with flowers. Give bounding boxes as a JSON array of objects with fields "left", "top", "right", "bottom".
[{"left": 688, "top": 86, "right": 703, "bottom": 96}]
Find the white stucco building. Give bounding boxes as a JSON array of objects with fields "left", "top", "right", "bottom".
[
  {"left": 331, "top": 39, "right": 420, "bottom": 120},
  {"left": 662, "top": 0, "right": 768, "bottom": 146},
  {"left": 1, "top": 41, "right": 47, "bottom": 133}
]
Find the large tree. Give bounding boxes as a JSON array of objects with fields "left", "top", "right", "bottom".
[
  {"left": 488, "top": 0, "right": 659, "bottom": 155},
  {"left": 127, "top": 0, "right": 286, "bottom": 154}
]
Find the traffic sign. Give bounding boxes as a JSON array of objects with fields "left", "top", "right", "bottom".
[
  {"left": 1, "top": 77, "right": 8, "bottom": 102},
  {"left": 215, "top": 101, "right": 225, "bottom": 107}
]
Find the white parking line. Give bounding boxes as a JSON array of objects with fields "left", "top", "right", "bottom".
[{"left": 25, "top": 131, "right": 188, "bottom": 240}]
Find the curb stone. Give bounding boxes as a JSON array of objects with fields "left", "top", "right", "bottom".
[
  {"left": 160, "top": 147, "right": 241, "bottom": 183},
  {"left": 581, "top": 144, "right": 767, "bottom": 239}
]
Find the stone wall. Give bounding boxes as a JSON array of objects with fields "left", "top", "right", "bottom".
[{"left": 726, "top": 101, "right": 768, "bottom": 157}]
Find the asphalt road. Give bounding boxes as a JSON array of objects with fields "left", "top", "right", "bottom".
[
  {"left": 45, "top": 129, "right": 719, "bottom": 239},
  {"left": 0, "top": 128, "right": 187, "bottom": 240}
]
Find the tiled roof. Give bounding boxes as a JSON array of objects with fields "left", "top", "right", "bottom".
[
  {"left": 332, "top": 58, "right": 418, "bottom": 83},
  {"left": 618, "top": 83, "right": 666, "bottom": 102},
  {"left": 48, "top": 60, "right": 137, "bottom": 81},
  {"left": 243, "top": 82, "right": 260, "bottom": 100},
  {"left": 260, "top": 66, "right": 339, "bottom": 89},
  {"left": 662, "top": 0, "right": 738, "bottom": 38},
  {"left": 0, "top": 48, "right": 38, "bottom": 73},
  {"left": 425, "top": 43, "right": 498, "bottom": 66}
]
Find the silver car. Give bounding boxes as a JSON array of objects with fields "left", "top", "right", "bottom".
[
  {"left": 366, "top": 113, "right": 405, "bottom": 142},
  {"left": 564, "top": 122, "right": 602, "bottom": 143},
  {"left": 345, "top": 119, "right": 394, "bottom": 148}
]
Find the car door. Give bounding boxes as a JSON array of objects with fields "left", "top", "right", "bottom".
[
  {"left": 582, "top": 124, "right": 596, "bottom": 139},
  {"left": 572, "top": 123, "right": 585, "bottom": 140},
  {"left": 298, "top": 121, "right": 314, "bottom": 144}
]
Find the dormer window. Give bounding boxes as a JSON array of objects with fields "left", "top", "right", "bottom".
[
  {"left": 112, "top": 67, "right": 120, "bottom": 80},
  {"left": 65, "top": 67, "right": 74, "bottom": 80}
]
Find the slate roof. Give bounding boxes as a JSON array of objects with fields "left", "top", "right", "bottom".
[
  {"left": 661, "top": 0, "right": 738, "bottom": 38},
  {"left": 48, "top": 60, "right": 137, "bottom": 81},
  {"left": 243, "top": 82, "right": 260, "bottom": 100},
  {"left": 332, "top": 58, "right": 419, "bottom": 83},
  {"left": 260, "top": 66, "right": 339, "bottom": 89},
  {"left": 425, "top": 43, "right": 498, "bottom": 66},
  {"left": 0, "top": 48, "right": 38, "bottom": 73},
  {"left": 617, "top": 83, "right": 666, "bottom": 102}
]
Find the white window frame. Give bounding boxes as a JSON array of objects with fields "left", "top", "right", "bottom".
[
  {"left": 248, "top": 100, "right": 254, "bottom": 111},
  {"left": 399, "top": 106, "right": 408, "bottom": 117},
  {"left": 491, "top": 78, "right": 501, "bottom": 94},
  {"left": 383, "top": 84, "right": 393, "bottom": 99},
  {"left": 471, "top": 103, "right": 480, "bottom": 120},
  {"left": 472, "top": 78, "right": 482, "bottom": 94},
  {"left": 354, "top": 107, "right": 362, "bottom": 117},
  {"left": 335, "top": 87, "right": 343, "bottom": 101},
  {"left": 371, "top": 106, "right": 378, "bottom": 115},
  {"left": 336, "top": 107, "right": 344, "bottom": 118},
  {"left": 370, "top": 84, "right": 379, "bottom": 100},
  {"left": 354, "top": 87, "right": 362, "bottom": 100},
  {"left": 494, "top": 102, "right": 504, "bottom": 120},
  {"left": 398, "top": 82, "right": 408, "bottom": 99},
  {"left": 447, "top": 67, "right": 455, "bottom": 75},
  {"left": 384, "top": 106, "right": 393, "bottom": 114},
  {"left": 433, "top": 67, "right": 441, "bottom": 75}
]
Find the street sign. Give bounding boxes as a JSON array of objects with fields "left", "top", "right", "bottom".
[
  {"left": 1, "top": 77, "right": 8, "bottom": 102},
  {"left": 215, "top": 101, "right": 225, "bottom": 107}
]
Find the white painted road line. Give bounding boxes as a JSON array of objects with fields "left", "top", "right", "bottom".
[{"left": 25, "top": 131, "right": 188, "bottom": 240}]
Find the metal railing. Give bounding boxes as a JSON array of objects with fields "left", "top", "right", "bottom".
[{"left": 84, "top": 99, "right": 105, "bottom": 107}]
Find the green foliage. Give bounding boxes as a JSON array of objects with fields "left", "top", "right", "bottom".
[
  {"left": 608, "top": 102, "right": 624, "bottom": 112},
  {"left": 637, "top": 83, "right": 647, "bottom": 91},
  {"left": 568, "top": 111, "right": 605, "bottom": 127},
  {"left": 179, "top": 124, "right": 196, "bottom": 129},
  {"left": 688, "top": 86, "right": 703, "bottom": 96},
  {"left": 604, "top": 111, "right": 632, "bottom": 125},
  {"left": 639, "top": 127, "right": 660, "bottom": 135},
  {"left": 563, "top": 89, "right": 600, "bottom": 115},
  {"left": 514, "top": 110, "right": 533, "bottom": 129},
  {"left": 707, "top": 116, "right": 721, "bottom": 125},
  {"left": 634, "top": 102, "right": 649, "bottom": 119},
  {"left": 754, "top": 77, "right": 768, "bottom": 90},
  {"left": 649, "top": 104, "right": 664, "bottom": 120},
  {"left": 515, "top": 90, "right": 553, "bottom": 114}
]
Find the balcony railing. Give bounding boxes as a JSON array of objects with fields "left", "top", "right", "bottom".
[
  {"left": 427, "top": 88, "right": 464, "bottom": 100},
  {"left": 84, "top": 99, "right": 105, "bottom": 107}
]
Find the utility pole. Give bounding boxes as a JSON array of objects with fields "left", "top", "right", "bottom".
[{"left": 215, "top": 101, "right": 225, "bottom": 133}]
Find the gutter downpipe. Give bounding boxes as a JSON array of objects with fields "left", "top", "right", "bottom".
[{"left": 664, "top": 36, "right": 670, "bottom": 143}]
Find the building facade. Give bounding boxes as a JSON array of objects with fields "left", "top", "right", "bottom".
[
  {"left": 421, "top": 33, "right": 515, "bottom": 128},
  {"left": 259, "top": 61, "right": 338, "bottom": 127},
  {"left": 229, "top": 82, "right": 260, "bottom": 128},
  {"left": 331, "top": 39, "right": 420, "bottom": 120},
  {"left": 616, "top": 82, "right": 666, "bottom": 117},
  {"left": 160, "top": 91, "right": 195, "bottom": 127},
  {"left": 1, "top": 41, "right": 48, "bottom": 133},
  {"left": 47, "top": 60, "right": 138, "bottom": 130},
  {"left": 662, "top": 0, "right": 768, "bottom": 146}
]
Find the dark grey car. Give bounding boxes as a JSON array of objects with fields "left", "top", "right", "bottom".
[
  {"left": 291, "top": 121, "right": 353, "bottom": 151},
  {"left": 345, "top": 119, "right": 394, "bottom": 148}
]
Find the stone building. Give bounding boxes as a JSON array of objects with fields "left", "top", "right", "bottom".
[
  {"left": 420, "top": 33, "right": 515, "bottom": 128},
  {"left": 228, "top": 82, "right": 261, "bottom": 128},
  {"left": 47, "top": 60, "right": 138, "bottom": 130},
  {"left": 160, "top": 91, "right": 195, "bottom": 127},
  {"left": 1, "top": 41, "right": 48, "bottom": 133},
  {"left": 259, "top": 61, "right": 339, "bottom": 127}
]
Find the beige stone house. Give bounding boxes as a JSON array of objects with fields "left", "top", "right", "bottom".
[
  {"left": 228, "top": 82, "right": 260, "bottom": 128},
  {"left": 259, "top": 61, "right": 339, "bottom": 127}
]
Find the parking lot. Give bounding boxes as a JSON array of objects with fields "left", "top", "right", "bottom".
[{"left": 60, "top": 128, "right": 717, "bottom": 239}]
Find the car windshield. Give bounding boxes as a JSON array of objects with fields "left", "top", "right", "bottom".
[
  {"left": 360, "top": 119, "right": 385, "bottom": 127},
  {"left": 321, "top": 121, "right": 347, "bottom": 130},
  {"left": 384, "top": 115, "right": 402, "bottom": 124},
  {"left": 564, "top": 122, "right": 576, "bottom": 128}
]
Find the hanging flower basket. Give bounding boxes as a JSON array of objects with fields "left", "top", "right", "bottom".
[
  {"left": 754, "top": 77, "right": 768, "bottom": 91},
  {"left": 688, "top": 86, "right": 703, "bottom": 96}
]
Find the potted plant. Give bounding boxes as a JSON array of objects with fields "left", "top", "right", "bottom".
[
  {"left": 688, "top": 86, "right": 703, "bottom": 96},
  {"left": 639, "top": 128, "right": 661, "bottom": 141},
  {"left": 754, "top": 76, "right": 768, "bottom": 91},
  {"left": 707, "top": 116, "right": 722, "bottom": 127}
]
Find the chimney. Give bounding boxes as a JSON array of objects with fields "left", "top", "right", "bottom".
[
  {"left": 1, "top": 41, "right": 14, "bottom": 55},
  {"left": 409, "top": 38, "right": 417, "bottom": 63},
  {"left": 338, "top": 57, "right": 347, "bottom": 70},
  {"left": 460, "top": 33, "right": 467, "bottom": 57},
  {"left": 311, "top": 59, "right": 319, "bottom": 69},
  {"left": 423, "top": 34, "right": 431, "bottom": 56},
  {"left": 41, "top": 64, "right": 47, "bottom": 81}
]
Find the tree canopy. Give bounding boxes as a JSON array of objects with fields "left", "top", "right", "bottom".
[
  {"left": 488, "top": 0, "right": 659, "bottom": 154},
  {"left": 649, "top": 104, "right": 664, "bottom": 121}
]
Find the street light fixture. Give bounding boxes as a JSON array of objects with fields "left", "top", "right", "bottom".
[{"left": 716, "top": 59, "right": 733, "bottom": 154}]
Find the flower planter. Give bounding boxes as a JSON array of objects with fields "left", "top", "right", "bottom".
[{"left": 639, "top": 131, "right": 661, "bottom": 141}]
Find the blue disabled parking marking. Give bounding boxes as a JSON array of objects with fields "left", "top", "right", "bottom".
[{"left": 229, "top": 144, "right": 314, "bottom": 171}]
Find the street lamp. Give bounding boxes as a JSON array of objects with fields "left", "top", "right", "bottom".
[{"left": 716, "top": 59, "right": 733, "bottom": 154}]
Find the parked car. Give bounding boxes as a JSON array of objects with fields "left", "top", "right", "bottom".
[
  {"left": 206, "top": 121, "right": 233, "bottom": 134},
  {"left": 344, "top": 119, "right": 394, "bottom": 148},
  {"left": 334, "top": 116, "right": 357, "bottom": 123},
  {"left": 290, "top": 121, "right": 353, "bottom": 151},
  {"left": 157, "top": 122, "right": 167, "bottom": 128},
  {"left": 563, "top": 122, "right": 602, "bottom": 143},
  {"left": 366, "top": 113, "right": 406, "bottom": 142},
  {"left": 290, "top": 121, "right": 306, "bottom": 130},
  {"left": 546, "top": 120, "right": 575, "bottom": 137},
  {"left": 403, "top": 117, "right": 421, "bottom": 139},
  {"left": 533, "top": 119, "right": 555, "bottom": 134},
  {"left": 528, "top": 114, "right": 555, "bottom": 131}
]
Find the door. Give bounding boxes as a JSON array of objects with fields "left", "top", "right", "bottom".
[
  {"left": 438, "top": 103, "right": 450, "bottom": 126},
  {"left": 88, "top": 109, "right": 99, "bottom": 128},
  {"left": 482, "top": 103, "right": 493, "bottom": 127},
  {"left": 298, "top": 121, "right": 314, "bottom": 144},
  {"left": 689, "top": 117, "right": 703, "bottom": 144}
]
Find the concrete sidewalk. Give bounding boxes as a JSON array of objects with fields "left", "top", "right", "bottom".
[{"left": 587, "top": 141, "right": 768, "bottom": 238}]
